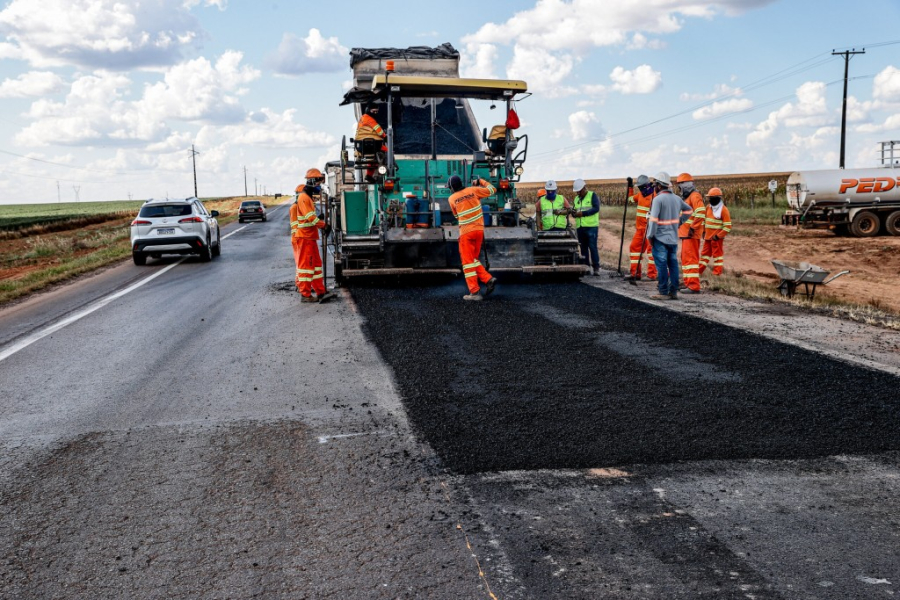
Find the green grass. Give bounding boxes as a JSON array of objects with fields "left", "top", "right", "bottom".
[{"left": 0, "top": 201, "right": 144, "bottom": 231}]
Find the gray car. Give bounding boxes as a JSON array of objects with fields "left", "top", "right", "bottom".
[
  {"left": 130, "top": 197, "right": 221, "bottom": 265},
  {"left": 238, "top": 200, "right": 267, "bottom": 223}
]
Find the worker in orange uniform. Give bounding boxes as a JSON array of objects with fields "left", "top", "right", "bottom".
[
  {"left": 290, "top": 168, "right": 335, "bottom": 303},
  {"left": 355, "top": 103, "right": 387, "bottom": 183},
  {"left": 624, "top": 174, "right": 657, "bottom": 282},
  {"left": 676, "top": 173, "right": 706, "bottom": 293},
  {"left": 448, "top": 174, "right": 497, "bottom": 301},
  {"left": 699, "top": 187, "right": 732, "bottom": 276}
]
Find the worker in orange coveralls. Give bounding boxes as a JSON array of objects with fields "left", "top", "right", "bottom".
[
  {"left": 623, "top": 174, "right": 657, "bottom": 282},
  {"left": 290, "top": 168, "right": 334, "bottom": 303},
  {"left": 699, "top": 187, "right": 732, "bottom": 276},
  {"left": 355, "top": 103, "right": 387, "bottom": 183},
  {"left": 448, "top": 174, "right": 497, "bottom": 301},
  {"left": 676, "top": 172, "right": 706, "bottom": 293}
]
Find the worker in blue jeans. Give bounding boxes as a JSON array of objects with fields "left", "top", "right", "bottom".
[
  {"left": 645, "top": 171, "right": 693, "bottom": 300},
  {"left": 571, "top": 178, "right": 601, "bottom": 275}
]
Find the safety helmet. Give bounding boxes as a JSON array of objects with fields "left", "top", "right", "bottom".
[
  {"left": 636, "top": 174, "right": 651, "bottom": 186},
  {"left": 706, "top": 187, "right": 723, "bottom": 197},
  {"left": 537, "top": 188, "right": 547, "bottom": 198},
  {"left": 573, "top": 178, "right": 586, "bottom": 192},
  {"left": 676, "top": 173, "right": 693, "bottom": 183},
  {"left": 652, "top": 171, "right": 672, "bottom": 188},
  {"left": 448, "top": 174, "right": 464, "bottom": 192},
  {"left": 544, "top": 179, "right": 558, "bottom": 192},
  {"left": 295, "top": 184, "right": 304, "bottom": 194},
  {"left": 305, "top": 168, "right": 324, "bottom": 180}
]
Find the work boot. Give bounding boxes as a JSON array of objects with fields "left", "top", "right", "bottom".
[
  {"left": 592, "top": 268, "right": 601, "bottom": 276},
  {"left": 300, "top": 295, "right": 317, "bottom": 303},
  {"left": 624, "top": 275, "right": 640, "bottom": 282},
  {"left": 682, "top": 288, "right": 700, "bottom": 295},
  {"left": 484, "top": 277, "right": 497, "bottom": 296},
  {"left": 649, "top": 294, "right": 671, "bottom": 300},
  {"left": 669, "top": 292, "right": 679, "bottom": 300},
  {"left": 317, "top": 291, "right": 337, "bottom": 303},
  {"left": 463, "top": 293, "right": 483, "bottom": 301}
]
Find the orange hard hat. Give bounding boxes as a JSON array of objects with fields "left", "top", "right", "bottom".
[
  {"left": 537, "top": 188, "right": 546, "bottom": 197},
  {"left": 676, "top": 173, "right": 693, "bottom": 183},
  {"left": 295, "top": 184, "right": 304, "bottom": 193},
  {"left": 305, "top": 168, "right": 324, "bottom": 180},
  {"left": 706, "top": 187, "right": 723, "bottom": 197}
]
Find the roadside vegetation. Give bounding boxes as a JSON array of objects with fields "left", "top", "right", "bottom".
[{"left": 0, "top": 197, "right": 269, "bottom": 305}]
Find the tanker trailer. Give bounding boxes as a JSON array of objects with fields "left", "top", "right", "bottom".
[{"left": 783, "top": 167, "right": 900, "bottom": 236}]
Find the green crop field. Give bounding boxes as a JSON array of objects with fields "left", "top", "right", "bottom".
[{"left": 0, "top": 201, "right": 144, "bottom": 231}]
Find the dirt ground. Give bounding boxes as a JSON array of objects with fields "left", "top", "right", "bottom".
[{"left": 599, "top": 222, "right": 900, "bottom": 313}]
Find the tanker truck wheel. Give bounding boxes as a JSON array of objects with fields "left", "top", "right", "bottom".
[
  {"left": 885, "top": 210, "right": 900, "bottom": 236},
  {"left": 849, "top": 210, "right": 880, "bottom": 237}
]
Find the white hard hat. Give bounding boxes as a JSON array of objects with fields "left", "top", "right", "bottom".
[
  {"left": 544, "top": 179, "right": 558, "bottom": 192},
  {"left": 573, "top": 178, "right": 586, "bottom": 192},
  {"left": 652, "top": 171, "right": 672, "bottom": 188}
]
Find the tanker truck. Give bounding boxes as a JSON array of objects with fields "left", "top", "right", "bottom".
[{"left": 783, "top": 167, "right": 900, "bottom": 236}]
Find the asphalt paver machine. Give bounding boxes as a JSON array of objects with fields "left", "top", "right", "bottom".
[{"left": 324, "top": 44, "right": 587, "bottom": 283}]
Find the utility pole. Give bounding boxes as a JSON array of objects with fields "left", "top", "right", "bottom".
[
  {"left": 190, "top": 144, "right": 200, "bottom": 197},
  {"left": 832, "top": 48, "right": 865, "bottom": 169},
  {"left": 254, "top": 177, "right": 258, "bottom": 196},
  {"left": 57, "top": 181, "right": 60, "bottom": 203},
  {"left": 243, "top": 166, "right": 248, "bottom": 196}
]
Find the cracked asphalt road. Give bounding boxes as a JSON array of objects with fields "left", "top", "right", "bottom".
[{"left": 1, "top": 206, "right": 898, "bottom": 599}]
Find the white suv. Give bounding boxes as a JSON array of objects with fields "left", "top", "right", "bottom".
[{"left": 130, "top": 197, "right": 221, "bottom": 265}]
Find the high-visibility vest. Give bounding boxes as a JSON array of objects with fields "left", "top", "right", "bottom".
[
  {"left": 678, "top": 190, "right": 705, "bottom": 238},
  {"left": 703, "top": 204, "right": 732, "bottom": 239},
  {"left": 449, "top": 179, "right": 496, "bottom": 237},
  {"left": 630, "top": 189, "right": 655, "bottom": 227},
  {"left": 574, "top": 191, "right": 598, "bottom": 228},
  {"left": 539, "top": 195, "right": 567, "bottom": 230},
  {"left": 291, "top": 192, "right": 321, "bottom": 240}
]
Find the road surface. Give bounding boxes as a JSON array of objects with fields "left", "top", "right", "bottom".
[{"left": 0, "top": 204, "right": 898, "bottom": 599}]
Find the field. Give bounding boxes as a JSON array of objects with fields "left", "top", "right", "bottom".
[
  {"left": 518, "top": 172, "right": 793, "bottom": 207},
  {"left": 0, "top": 197, "right": 270, "bottom": 305}
]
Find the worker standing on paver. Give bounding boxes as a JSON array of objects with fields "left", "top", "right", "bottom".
[
  {"left": 646, "top": 172, "right": 693, "bottom": 300},
  {"left": 676, "top": 173, "right": 706, "bottom": 294},
  {"left": 291, "top": 168, "right": 335, "bottom": 303},
  {"left": 537, "top": 180, "right": 571, "bottom": 231},
  {"left": 355, "top": 103, "right": 387, "bottom": 183},
  {"left": 572, "top": 178, "right": 601, "bottom": 276},
  {"left": 448, "top": 174, "right": 497, "bottom": 301},
  {"left": 699, "top": 187, "right": 732, "bottom": 276},
  {"left": 624, "top": 174, "right": 657, "bottom": 282}
]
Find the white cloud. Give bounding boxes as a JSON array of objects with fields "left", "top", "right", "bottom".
[
  {"left": 266, "top": 28, "right": 348, "bottom": 75},
  {"left": 209, "top": 108, "right": 335, "bottom": 148},
  {"left": 692, "top": 97, "right": 753, "bottom": 120},
  {"left": 463, "top": 0, "right": 774, "bottom": 53},
  {"left": 609, "top": 65, "right": 661, "bottom": 95},
  {"left": 747, "top": 81, "right": 831, "bottom": 147},
  {"left": 568, "top": 111, "right": 605, "bottom": 141},
  {"left": 626, "top": 32, "right": 666, "bottom": 50},
  {"left": 873, "top": 65, "right": 900, "bottom": 104},
  {"left": 0, "top": 0, "right": 205, "bottom": 69},
  {"left": 507, "top": 43, "right": 577, "bottom": 97},
  {"left": 460, "top": 42, "right": 498, "bottom": 79},
  {"left": 680, "top": 83, "right": 740, "bottom": 101},
  {"left": 0, "top": 71, "right": 64, "bottom": 98},
  {"left": 855, "top": 113, "right": 900, "bottom": 134}
]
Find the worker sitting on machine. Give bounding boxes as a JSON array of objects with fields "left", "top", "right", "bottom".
[{"left": 355, "top": 103, "right": 387, "bottom": 183}]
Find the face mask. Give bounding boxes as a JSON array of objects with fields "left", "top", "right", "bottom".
[
  {"left": 679, "top": 181, "right": 695, "bottom": 196},
  {"left": 709, "top": 196, "right": 722, "bottom": 206},
  {"left": 546, "top": 191, "right": 557, "bottom": 200},
  {"left": 638, "top": 183, "right": 653, "bottom": 196},
  {"left": 308, "top": 185, "right": 322, "bottom": 194}
]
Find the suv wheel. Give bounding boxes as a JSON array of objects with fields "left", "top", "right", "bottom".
[
  {"left": 132, "top": 250, "right": 147, "bottom": 266},
  {"left": 200, "top": 235, "right": 213, "bottom": 262},
  {"left": 212, "top": 227, "right": 221, "bottom": 257}
]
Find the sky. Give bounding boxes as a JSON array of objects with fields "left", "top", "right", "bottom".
[{"left": 0, "top": 0, "right": 898, "bottom": 204}]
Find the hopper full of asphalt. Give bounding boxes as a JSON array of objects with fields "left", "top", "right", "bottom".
[{"left": 351, "top": 282, "right": 900, "bottom": 474}]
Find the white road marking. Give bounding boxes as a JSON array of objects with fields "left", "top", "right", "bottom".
[
  {"left": 317, "top": 431, "right": 388, "bottom": 444},
  {"left": 0, "top": 258, "right": 185, "bottom": 363},
  {"left": 0, "top": 205, "right": 286, "bottom": 364}
]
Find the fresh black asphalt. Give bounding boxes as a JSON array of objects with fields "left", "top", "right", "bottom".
[{"left": 352, "top": 281, "right": 900, "bottom": 474}]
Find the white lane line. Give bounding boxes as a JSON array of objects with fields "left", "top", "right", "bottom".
[
  {"left": 0, "top": 205, "right": 287, "bottom": 364},
  {"left": 317, "top": 431, "right": 388, "bottom": 444},
  {"left": 0, "top": 258, "right": 186, "bottom": 363}
]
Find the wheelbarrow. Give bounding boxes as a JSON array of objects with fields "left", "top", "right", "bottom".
[{"left": 771, "top": 259, "right": 850, "bottom": 300}]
